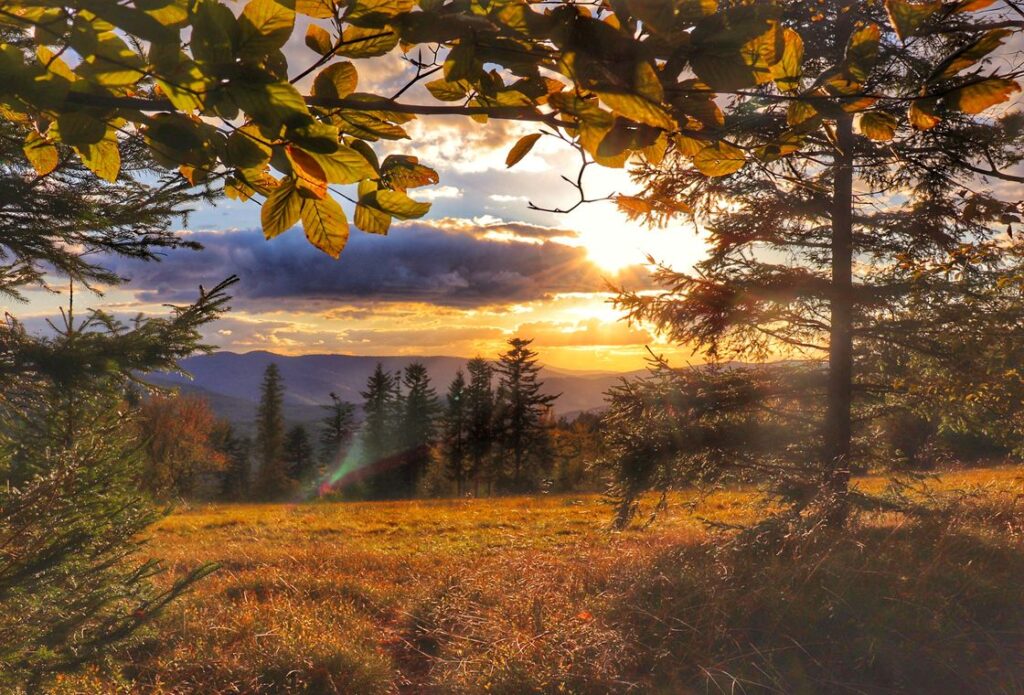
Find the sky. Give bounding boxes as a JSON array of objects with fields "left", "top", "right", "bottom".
[{"left": 6, "top": 25, "right": 712, "bottom": 374}]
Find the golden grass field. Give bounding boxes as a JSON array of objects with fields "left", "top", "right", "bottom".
[{"left": 57, "top": 466, "right": 1024, "bottom": 694}]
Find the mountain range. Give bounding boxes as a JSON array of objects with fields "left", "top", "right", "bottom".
[{"left": 148, "top": 351, "right": 644, "bottom": 431}]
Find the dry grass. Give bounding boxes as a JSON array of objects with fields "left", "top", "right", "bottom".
[{"left": 54, "top": 466, "right": 1024, "bottom": 694}]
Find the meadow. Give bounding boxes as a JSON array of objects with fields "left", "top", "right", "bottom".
[{"left": 58, "top": 466, "right": 1024, "bottom": 694}]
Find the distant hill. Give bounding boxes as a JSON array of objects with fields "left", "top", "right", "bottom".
[{"left": 147, "top": 351, "right": 643, "bottom": 430}]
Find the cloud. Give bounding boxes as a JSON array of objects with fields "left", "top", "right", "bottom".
[
  {"left": 107, "top": 218, "right": 648, "bottom": 311},
  {"left": 516, "top": 318, "right": 652, "bottom": 347}
]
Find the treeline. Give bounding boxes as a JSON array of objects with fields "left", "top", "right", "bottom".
[{"left": 139, "top": 338, "right": 606, "bottom": 501}]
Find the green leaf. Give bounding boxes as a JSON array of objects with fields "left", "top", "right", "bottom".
[
  {"left": 884, "top": 0, "right": 941, "bottom": 41},
  {"left": 239, "top": 0, "right": 295, "bottom": 60},
  {"left": 312, "top": 62, "right": 358, "bottom": 99},
  {"left": 23, "top": 131, "right": 58, "bottom": 176},
  {"left": 300, "top": 195, "right": 349, "bottom": 257},
  {"left": 336, "top": 25, "right": 398, "bottom": 58},
  {"left": 55, "top": 112, "right": 106, "bottom": 146},
  {"left": 190, "top": 0, "right": 240, "bottom": 68},
  {"left": 693, "top": 141, "right": 745, "bottom": 177},
  {"left": 261, "top": 178, "right": 301, "bottom": 238},
  {"left": 229, "top": 80, "right": 311, "bottom": 129},
  {"left": 856, "top": 111, "right": 898, "bottom": 141},
  {"left": 505, "top": 133, "right": 541, "bottom": 168},
  {"left": 226, "top": 125, "right": 273, "bottom": 168},
  {"left": 308, "top": 144, "right": 377, "bottom": 183},
  {"left": 425, "top": 78, "right": 470, "bottom": 101},
  {"left": 305, "top": 24, "right": 334, "bottom": 55},
  {"left": 355, "top": 180, "right": 392, "bottom": 234},
  {"left": 946, "top": 78, "right": 1021, "bottom": 115},
  {"left": 76, "top": 129, "right": 120, "bottom": 183}
]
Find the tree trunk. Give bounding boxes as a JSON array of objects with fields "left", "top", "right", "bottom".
[{"left": 824, "top": 112, "right": 856, "bottom": 521}]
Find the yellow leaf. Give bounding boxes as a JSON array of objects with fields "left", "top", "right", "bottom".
[
  {"left": 845, "top": 24, "right": 880, "bottom": 82},
  {"left": 505, "top": 133, "right": 541, "bottom": 168},
  {"left": 286, "top": 145, "right": 328, "bottom": 199},
  {"left": 76, "top": 128, "right": 120, "bottom": 182},
  {"left": 908, "top": 98, "right": 940, "bottom": 130},
  {"left": 693, "top": 141, "right": 745, "bottom": 177},
  {"left": 595, "top": 91, "right": 676, "bottom": 131},
  {"left": 312, "top": 62, "right": 358, "bottom": 100},
  {"left": 856, "top": 111, "right": 898, "bottom": 141},
  {"left": 23, "top": 130, "right": 58, "bottom": 176},
  {"left": 947, "top": 78, "right": 1021, "bottom": 115},
  {"left": 296, "top": 0, "right": 336, "bottom": 19},
  {"left": 300, "top": 194, "right": 349, "bottom": 258},
  {"left": 305, "top": 24, "right": 333, "bottom": 56},
  {"left": 884, "top": 0, "right": 941, "bottom": 41},
  {"left": 239, "top": 0, "right": 295, "bottom": 59},
  {"left": 261, "top": 178, "right": 301, "bottom": 238},
  {"left": 771, "top": 27, "right": 804, "bottom": 93}
]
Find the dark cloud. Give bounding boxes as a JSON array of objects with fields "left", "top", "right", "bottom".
[{"left": 108, "top": 220, "right": 652, "bottom": 310}]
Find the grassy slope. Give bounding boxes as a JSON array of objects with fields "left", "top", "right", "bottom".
[{"left": 57, "top": 467, "right": 1024, "bottom": 694}]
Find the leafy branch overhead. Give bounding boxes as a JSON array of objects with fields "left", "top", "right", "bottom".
[{"left": 0, "top": 0, "right": 1019, "bottom": 257}]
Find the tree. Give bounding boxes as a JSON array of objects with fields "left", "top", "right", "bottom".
[
  {"left": 465, "top": 357, "right": 495, "bottom": 495},
  {"left": 213, "top": 421, "right": 252, "bottom": 500},
  {"left": 398, "top": 362, "right": 440, "bottom": 497},
  {"left": 615, "top": 1, "right": 1024, "bottom": 523},
  {"left": 319, "top": 391, "right": 357, "bottom": 468},
  {"left": 442, "top": 369, "right": 469, "bottom": 495},
  {"left": 284, "top": 424, "right": 317, "bottom": 484},
  {"left": 494, "top": 338, "right": 559, "bottom": 492},
  {"left": 0, "top": 280, "right": 232, "bottom": 690},
  {"left": 254, "top": 363, "right": 288, "bottom": 500},
  {"left": 12, "top": 0, "right": 1012, "bottom": 264},
  {"left": 137, "top": 393, "right": 229, "bottom": 499},
  {"left": 360, "top": 363, "right": 398, "bottom": 498}
]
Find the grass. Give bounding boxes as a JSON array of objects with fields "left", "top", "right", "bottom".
[{"left": 55, "top": 466, "right": 1024, "bottom": 694}]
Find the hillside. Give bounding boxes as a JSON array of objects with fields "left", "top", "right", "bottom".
[{"left": 148, "top": 351, "right": 642, "bottom": 428}]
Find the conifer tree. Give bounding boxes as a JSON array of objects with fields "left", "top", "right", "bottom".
[
  {"left": 494, "top": 339, "right": 559, "bottom": 492},
  {"left": 214, "top": 422, "right": 252, "bottom": 500},
  {"left": 615, "top": 0, "right": 1024, "bottom": 522},
  {"left": 284, "top": 424, "right": 316, "bottom": 484},
  {"left": 465, "top": 357, "right": 496, "bottom": 495},
  {"left": 360, "top": 363, "right": 397, "bottom": 498},
  {"left": 399, "top": 362, "right": 441, "bottom": 497},
  {"left": 442, "top": 369, "right": 469, "bottom": 495},
  {"left": 319, "top": 392, "right": 357, "bottom": 467},
  {"left": 254, "top": 364, "right": 288, "bottom": 500}
]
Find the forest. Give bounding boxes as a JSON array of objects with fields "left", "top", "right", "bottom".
[{"left": 2, "top": 0, "right": 1024, "bottom": 692}]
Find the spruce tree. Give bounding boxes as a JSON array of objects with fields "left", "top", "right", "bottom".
[
  {"left": 442, "top": 369, "right": 470, "bottom": 495},
  {"left": 214, "top": 422, "right": 252, "bottom": 500},
  {"left": 284, "top": 424, "right": 316, "bottom": 484},
  {"left": 615, "top": 0, "right": 1024, "bottom": 522},
  {"left": 399, "top": 362, "right": 441, "bottom": 497},
  {"left": 319, "top": 392, "right": 357, "bottom": 468},
  {"left": 465, "top": 357, "right": 496, "bottom": 495},
  {"left": 254, "top": 364, "right": 288, "bottom": 500},
  {"left": 360, "top": 363, "right": 397, "bottom": 498},
  {"left": 494, "top": 339, "right": 559, "bottom": 492}
]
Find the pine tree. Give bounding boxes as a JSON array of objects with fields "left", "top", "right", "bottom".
[
  {"left": 465, "top": 357, "right": 495, "bottom": 495},
  {"left": 254, "top": 364, "right": 288, "bottom": 500},
  {"left": 213, "top": 422, "right": 252, "bottom": 500},
  {"left": 360, "top": 363, "right": 397, "bottom": 498},
  {"left": 319, "top": 392, "right": 357, "bottom": 468},
  {"left": 399, "top": 362, "right": 441, "bottom": 497},
  {"left": 615, "top": 1, "right": 1024, "bottom": 523},
  {"left": 442, "top": 370, "right": 470, "bottom": 495},
  {"left": 0, "top": 281, "right": 232, "bottom": 689},
  {"left": 494, "top": 339, "right": 559, "bottom": 492},
  {"left": 284, "top": 424, "right": 316, "bottom": 484}
]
